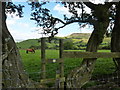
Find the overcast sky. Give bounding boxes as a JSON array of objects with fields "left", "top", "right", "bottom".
[{"left": 6, "top": 1, "right": 94, "bottom": 42}]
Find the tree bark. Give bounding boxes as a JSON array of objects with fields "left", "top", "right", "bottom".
[
  {"left": 1, "top": 2, "right": 43, "bottom": 88},
  {"left": 66, "top": 5, "right": 110, "bottom": 88},
  {"left": 111, "top": 2, "right": 120, "bottom": 85}
]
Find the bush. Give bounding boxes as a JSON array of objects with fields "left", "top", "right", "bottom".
[
  {"left": 102, "top": 45, "right": 110, "bottom": 50},
  {"left": 64, "top": 39, "right": 74, "bottom": 50},
  {"left": 73, "top": 45, "right": 79, "bottom": 50},
  {"left": 99, "top": 43, "right": 110, "bottom": 50}
]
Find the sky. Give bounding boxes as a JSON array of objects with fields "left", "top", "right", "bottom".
[{"left": 6, "top": 1, "right": 94, "bottom": 42}]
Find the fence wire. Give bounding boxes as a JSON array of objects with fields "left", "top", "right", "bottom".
[
  {"left": 0, "top": 49, "right": 120, "bottom": 90},
  {"left": 2, "top": 58, "right": 120, "bottom": 89},
  {"left": 2, "top": 62, "right": 120, "bottom": 89}
]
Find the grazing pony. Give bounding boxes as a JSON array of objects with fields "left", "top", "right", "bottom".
[{"left": 26, "top": 49, "right": 35, "bottom": 54}]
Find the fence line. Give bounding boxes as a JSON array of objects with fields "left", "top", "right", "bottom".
[
  {"left": 40, "top": 37, "right": 120, "bottom": 88},
  {"left": 63, "top": 51, "right": 120, "bottom": 58}
]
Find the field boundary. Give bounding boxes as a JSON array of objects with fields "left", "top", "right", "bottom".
[
  {"left": 40, "top": 37, "right": 120, "bottom": 88},
  {"left": 63, "top": 51, "right": 120, "bottom": 58}
]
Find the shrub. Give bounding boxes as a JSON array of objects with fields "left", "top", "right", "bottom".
[{"left": 64, "top": 39, "right": 74, "bottom": 50}]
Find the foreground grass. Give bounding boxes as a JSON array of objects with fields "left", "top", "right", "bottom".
[{"left": 19, "top": 49, "right": 116, "bottom": 82}]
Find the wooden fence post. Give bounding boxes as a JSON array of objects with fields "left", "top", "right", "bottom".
[
  {"left": 59, "top": 39, "right": 64, "bottom": 88},
  {"left": 41, "top": 37, "right": 46, "bottom": 79}
]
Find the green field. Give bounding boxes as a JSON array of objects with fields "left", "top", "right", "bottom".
[{"left": 19, "top": 49, "right": 116, "bottom": 83}]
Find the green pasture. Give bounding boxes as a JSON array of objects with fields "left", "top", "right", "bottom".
[{"left": 19, "top": 49, "right": 116, "bottom": 82}]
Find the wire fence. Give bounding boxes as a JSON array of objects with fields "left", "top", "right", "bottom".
[
  {"left": 2, "top": 38, "right": 120, "bottom": 89},
  {"left": 2, "top": 57, "right": 120, "bottom": 89}
]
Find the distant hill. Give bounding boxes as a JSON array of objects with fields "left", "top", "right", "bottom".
[
  {"left": 67, "top": 33, "right": 91, "bottom": 39},
  {"left": 16, "top": 39, "right": 39, "bottom": 49},
  {"left": 16, "top": 33, "right": 110, "bottom": 50}
]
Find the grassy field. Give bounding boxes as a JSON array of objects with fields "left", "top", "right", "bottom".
[{"left": 19, "top": 49, "right": 116, "bottom": 83}]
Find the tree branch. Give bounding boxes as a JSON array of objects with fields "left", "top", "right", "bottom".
[
  {"left": 56, "top": 19, "right": 94, "bottom": 30},
  {"left": 105, "top": 2, "right": 114, "bottom": 9},
  {"left": 82, "top": 0, "right": 97, "bottom": 10},
  {"left": 105, "top": 0, "right": 109, "bottom": 2},
  {"left": 55, "top": 18, "right": 65, "bottom": 24}
]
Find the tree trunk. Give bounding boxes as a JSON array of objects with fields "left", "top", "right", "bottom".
[
  {"left": 1, "top": 2, "right": 43, "bottom": 88},
  {"left": 66, "top": 5, "right": 110, "bottom": 88},
  {"left": 111, "top": 2, "right": 120, "bottom": 85}
]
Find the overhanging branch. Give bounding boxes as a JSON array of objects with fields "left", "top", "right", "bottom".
[
  {"left": 55, "top": 18, "right": 65, "bottom": 24},
  {"left": 56, "top": 19, "right": 94, "bottom": 30},
  {"left": 82, "top": 0, "right": 97, "bottom": 10},
  {"left": 105, "top": 2, "right": 114, "bottom": 9}
]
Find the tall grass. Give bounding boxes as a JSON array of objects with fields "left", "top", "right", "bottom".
[{"left": 19, "top": 50, "right": 116, "bottom": 82}]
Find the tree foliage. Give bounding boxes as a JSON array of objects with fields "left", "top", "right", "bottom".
[
  {"left": 28, "top": 1, "right": 115, "bottom": 39},
  {"left": 29, "top": 2, "right": 94, "bottom": 39},
  {"left": 2, "top": 1, "right": 120, "bottom": 88},
  {"left": 64, "top": 39, "right": 74, "bottom": 50},
  {"left": 6, "top": 2, "right": 24, "bottom": 17}
]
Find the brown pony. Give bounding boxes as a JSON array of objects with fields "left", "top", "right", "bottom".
[{"left": 26, "top": 49, "right": 35, "bottom": 54}]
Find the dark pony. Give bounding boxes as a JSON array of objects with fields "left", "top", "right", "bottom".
[{"left": 26, "top": 49, "right": 35, "bottom": 54}]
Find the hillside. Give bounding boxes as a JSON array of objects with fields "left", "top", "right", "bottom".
[
  {"left": 67, "top": 33, "right": 91, "bottom": 39},
  {"left": 17, "top": 33, "right": 111, "bottom": 50},
  {"left": 16, "top": 39, "right": 39, "bottom": 49}
]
